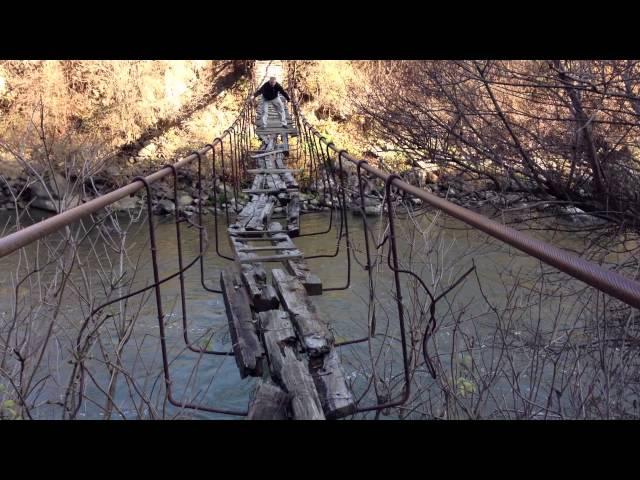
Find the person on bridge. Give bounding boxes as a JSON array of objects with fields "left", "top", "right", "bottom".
[{"left": 253, "top": 77, "right": 290, "bottom": 128}]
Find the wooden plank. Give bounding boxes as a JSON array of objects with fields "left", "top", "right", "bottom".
[
  {"left": 242, "top": 188, "right": 298, "bottom": 194},
  {"left": 250, "top": 150, "right": 284, "bottom": 159},
  {"left": 274, "top": 154, "right": 298, "bottom": 188},
  {"left": 267, "top": 223, "right": 323, "bottom": 296},
  {"left": 238, "top": 245, "right": 298, "bottom": 252},
  {"left": 247, "top": 380, "right": 290, "bottom": 420},
  {"left": 259, "top": 310, "right": 325, "bottom": 420},
  {"left": 245, "top": 196, "right": 274, "bottom": 231},
  {"left": 238, "top": 252, "right": 303, "bottom": 263},
  {"left": 220, "top": 268, "right": 265, "bottom": 378},
  {"left": 247, "top": 168, "right": 301, "bottom": 174},
  {"left": 250, "top": 174, "right": 265, "bottom": 192},
  {"left": 271, "top": 268, "right": 334, "bottom": 357},
  {"left": 259, "top": 309, "right": 298, "bottom": 376},
  {"left": 287, "top": 194, "right": 300, "bottom": 237},
  {"left": 309, "top": 349, "right": 356, "bottom": 419},
  {"left": 286, "top": 259, "right": 323, "bottom": 296},
  {"left": 229, "top": 227, "right": 284, "bottom": 237},
  {"left": 241, "top": 264, "right": 280, "bottom": 312},
  {"left": 244, "top": 195, "right": 269, "bottom": 231},
  {"left": 267, "top": 173, "right": 287, "bottom": 191}
]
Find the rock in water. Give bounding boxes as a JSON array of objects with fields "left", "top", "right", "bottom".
[
  {"left": 177, "top": 194, "right": 194, "bottom": 207},
  {"left": 157, "top": 199, "right": 176, "bottom": 214}
]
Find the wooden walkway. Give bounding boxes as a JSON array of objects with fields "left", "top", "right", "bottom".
[{"left": 221, "top": 106, "right": 354, "bottom": 420}]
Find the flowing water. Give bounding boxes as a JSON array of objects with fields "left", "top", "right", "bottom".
[{"left": 0, "top": 206, "right": 634, "bottom": 419}]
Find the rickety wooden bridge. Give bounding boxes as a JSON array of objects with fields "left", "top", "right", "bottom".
[
  {"left": 0, "top": 60, "right": 639, "bottom": 420},
  {"left": 220, "top": 95, "right": 353, "bottom": 419}
]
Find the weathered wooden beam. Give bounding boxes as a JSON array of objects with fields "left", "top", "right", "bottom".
[
  {"left": 247, "top": 168, "right": 301, "bottom": 174},
  {"left": 259, "top": 309, "right": 325, "bottom": 420},
  {"left": 220, "top": 268, "right": 265, "bottom": 378},
  {"left": 287, "top": 194, "right": 300, "bottom": 237},
  {"left": 271, "top": 268, "right": 334, "bottom": 356},
  {"left": 241, "top": 264, "right": 280, "bottom": 312},
  {"left": 244, "top": 195, "right": 271, "bottom": 231},
  {"left": 237, "top": 252, "right": 304, "bottom": 263},
  {"left": 242, "top": 188, "right": 298, "bottom": 194},
  {"left": 267, "top": 225, "right": 323, "bottom": 296},
  {"left": 309, "top": 349, "right": 356, "bottom": 419},
  {"left": 238, "top": 245, "right": 298, "bottom": 252},
  {"left": 259, "top": 309, "right": 298, "bottom": 375},
  {"left": 247, "top": 380, "right": 290, "bottom": 420},
  {"left": 286, "top": 259, "right": 323, "bottom": 296}
]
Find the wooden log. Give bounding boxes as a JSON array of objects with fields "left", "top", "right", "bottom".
[
  {"left": 309, "top": 349, "right": 356, "bottom": 419},
  {"left": 271, "top": 268, "right": 334, "bottom": 356},
  {"left": 220, "top": 269, "right": 265, "bottom": 378},
  {"left": 233, "top": 235, "right": 289, "bottom": 242},
  {"left": 259, "top": 310, "right": 325, "bottom": 420},
  {"left": 247, "top": 380, "right": 290, "bottom": 420}
]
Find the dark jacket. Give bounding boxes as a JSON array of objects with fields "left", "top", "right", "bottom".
[{"left": 254, "top": 82, "right": 290, "bottom": 102}]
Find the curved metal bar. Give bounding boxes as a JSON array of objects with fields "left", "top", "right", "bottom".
[
  {"left": 206, "top": 143, "right": 234, "bottom": 263},
  {"left": 292, "top": 98, "right": 640, "bottom": 310},
  {"left": 163, "top": 162, "right": 233, "bottom": 356},
  {"left": 132, "top": 174, "right": 247, "bottom": 417}
]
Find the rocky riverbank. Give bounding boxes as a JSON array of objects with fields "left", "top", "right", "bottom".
[{"left": 0, "top": 164, "right": 606, "bottom": 227}]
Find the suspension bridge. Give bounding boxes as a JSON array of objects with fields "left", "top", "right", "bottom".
[{"left": 0, "top": 60, "right": 639, "bottom": 420}]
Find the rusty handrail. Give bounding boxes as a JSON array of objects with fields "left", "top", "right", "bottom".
[{"left": 291, "top": 95, "right": 640, "bottom": 310}]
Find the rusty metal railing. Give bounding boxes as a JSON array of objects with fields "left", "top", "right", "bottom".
[
  {"left": 288, "top": 67, "right": 640, "bottom": 415},
  {"left": 290, "top": 98, "right": 640, "bottom": 311},
  {"left": 0, "top": 72, "right": 257, "bottom": 418}
]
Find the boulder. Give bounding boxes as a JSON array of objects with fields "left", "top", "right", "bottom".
[
  {"left": 177, "top": 194, "right": 194, "bottom": 207},
  {"left": 157, "top": 199, "right": 176, "bottom": 215}
]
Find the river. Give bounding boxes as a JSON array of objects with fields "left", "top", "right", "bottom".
[{"left": 0, "top": 206, "right": 635, "bottom": 419}]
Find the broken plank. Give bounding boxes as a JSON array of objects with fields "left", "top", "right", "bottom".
[
  {"left": 237, "top": 252, "right": 303, "bottom": 263},
  {"left": 285, "top": 259, "right": 323, "bottom": 296},
  {"left": 245, "top": 196, "right": 274, "bottom": 231},
  {"left": 271, "top": 268, "right": 334, "bottom": 356},
  {"left": 287, "top": 194, "right": 300, "bottom": 237},
  {"left": 237, "top": 245, "right": 297, "bottom": 252},
  {"left": 259, "top": 310, "right": 325, "bottom": 420},
  {"left": 220, "top": 268, "right": 265, "bottom": 378},
  {"left": 247, "top": 168, "right": 301, "bottom": 174},
  {"left": 247, "top": 380, "right": 290, "bottom": 420},
  {"left": 241, "top": 264, "right": 280, "bottom": 312},
  {"left": 243, "top": 188, "right": 297, "bottom": 194},
  {"left": 309, "top": 349, "right": 356, "bottom": 419}
]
